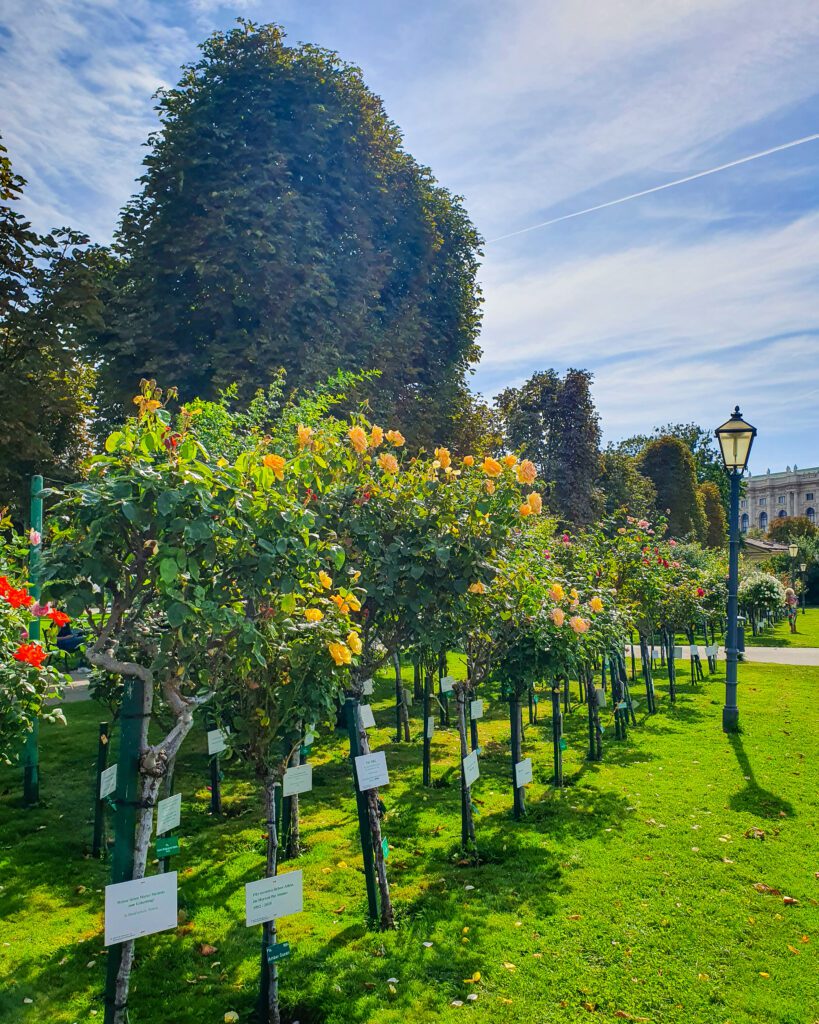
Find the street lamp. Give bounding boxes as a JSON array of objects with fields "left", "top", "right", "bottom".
[
  {"left": 715, "top": 406, "right": 757, "bottom": 733},
  {"left": 800, "top": 562, "right": 808, "bottom": 614}
]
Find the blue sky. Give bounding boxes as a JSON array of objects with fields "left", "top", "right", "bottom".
[{"left": 3, "top": 0, "right": 819, "bottom": 472}]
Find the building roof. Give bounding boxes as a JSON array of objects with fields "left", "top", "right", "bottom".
[
  {"left": 747, "top": 466, "right": 819, "bottom": 482},
  {"left": 742, "top": 537, "right": 788, "bottom": 554}
]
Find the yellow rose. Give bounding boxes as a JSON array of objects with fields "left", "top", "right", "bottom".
[
  {"left": 297, "top": 424, "right": 313, "bottom": 447},
  {"left": 347, "top": 631, "right": 362, "bottom": 655},
  {"left": 434, "top": 447, "right": 452, "bottom": 469},
  {"left": 468, "top": 581, "right": 486, "bottom": 594},
  {"left": 485, "top": 480, "right": 496, "bottom": 494},
  {"left": 503, "top": 454, "right": 518, "bottom": 467},
  {"left": 369, "top": 425, "right": 384, "bottom": 447},
  {"left": 519, "top": 502, "right": 532, "bottom": 517},
  {"left": 385, "top": 429, "right": 405, "bottom": 447},
  {"left": 318, "top": 571, "right": 333, "bottom": 590},
  {"left": 570, "top": 588, "right": 579, "bottom": 601},
  {"left": 263, "top": 453, "right": 286, "bottom": 480},
  {"left": 590, "top": 596, "right": 604, "bottom": 613},
  {"left": 569, "top": 616, "right": 590, "bottom": 634},
  {"left": 549, "top": 583, "right": 565, "bottom": 602},
  {"left": 378, "top": 452, "right": 399, "bottom": 474},
  {"left": 328, "top": 642, "right": 352, "bottom": 666},
  {"left": 463, "top": 455, "right": 474, "bottom": 466},
  {"left": 348, "top": 426, "right": 368, "bottom": 454},
  {"left": 481, "top": 456, "right": 502, "bottom": 478},
  {"left": 516, "top": 460, "right": 537, "bottom": 485},
  {"left": 304, "top": 608, "right": 324, "bottom": 622},
  {"left": 346, "top": 593, "right": 362, "bottom": 612},
  {"left": 550, "top": 607, "right": 565, "bottom": 627},
  {"left": 526, "top": 492, "right": 542, "bottom": 514}
]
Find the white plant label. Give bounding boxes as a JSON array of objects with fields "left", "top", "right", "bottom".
[
  {"left": 282, "top": 764, "right": 313, "bottom": 798},
  {"left": 245, "top": 870, "right": 303, "bottom": 927},
  {"left": 595, "top": 687, "right": 607, "bottom": 709},
  {"left": 462, "top": 750, "right": 480, "bottom": 787},
  {"left": 470, "top": 699, "right": 484, "bottom": 720},
  {"left": 439, "top": 675, "right": 455, "bottom": 694},
  {"left": 354, "top": 751, "right": 389, "bottom": 791},
  {"left": 361, "top": 678, "right": 374, "bottom": 695},
  {"left": 207, "top": 728, "right": 229, "bottom": 756},
  {"left": 689, "top": 645, "right": 698, "bottom": 656},
  {"left": 515, "top": 757, "right": 533, "bottom": 787},
  {"left": 99, "top": 763, "right": 118, "bottom": 799},
  {"left": 426, "top": 715, "right": 435, "bottom": 739},
  {"left": 156, "top": 792, "right": 181, "bottom": 836},
  {"left": 358, "top": 704, "right": 376, "bottom": 730},
  {"left": 673, "top": 646, "right": 683, "bottom": 660},
  {"left": 105, "top": 872, "right": 177, "bottom": 946}
]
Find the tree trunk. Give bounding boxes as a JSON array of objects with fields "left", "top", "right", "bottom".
[
  {"left": 413, "top": 660, "right": 423, "bottom": 701},
  {"left": 510, "top": 697, "right": 525, "bottom": 819},
  {"left": 422, "top": 665, "right": 433, "bottom": 787},
  {"left": 258, "top": 776, "right": 281, "bottom": 1024},
  {"left": 357, "top": 722, "right": 395, "bottom": 930},
  {"left": 455, "top": 686, "right": 475, "bottom": 849},
  {"left": 666, "top": 629, "right": 676, "bottom": 704},
  {"left": 112, "top": 703, "right": 195, "bottom": 1024},
  {"left": 550, "top": 682, "right": 563, "bottom": 788}
]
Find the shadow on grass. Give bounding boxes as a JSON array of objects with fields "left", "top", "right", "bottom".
[{"left": 726, "top": 732, "right": 795, "bottom": 819}]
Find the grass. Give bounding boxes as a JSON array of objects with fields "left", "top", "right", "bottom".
[
  {"left": 744, "top": 607, "right": 819, "bottom": 648},
  {"left": 1, "top": 658, "right": 818, "bottom": 1024}
]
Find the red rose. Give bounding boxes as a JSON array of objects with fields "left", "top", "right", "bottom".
[
  {"left": 48, "top": 609, "right": 71, "bottom": 627},
  {"left": 13, "top": 642, "right": 47, "bottom": 669}
]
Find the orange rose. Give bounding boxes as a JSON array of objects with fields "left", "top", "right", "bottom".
[
  {"left": 263, "top": 453, "right": 286, "bottom": 480},
  {"left": 297, "top": 424, "right": 313, "bottom": 447},
  {"left": 516, "top": 460, "right": 537, "bottom": 485},
  {"left": 434, "top": 447, "right": 452, "bottom": 469},
  {"left": 385, "top": 429, "right": 405, "bottom": 447},
  {"left": 481, "top": 457, "right": 502, "bottom": 478},
  {"left": 463, "top": 455, "right": 475, "bottom": 466},
  {"left": 526, "top": 492, "right": 542, "bottom": 514},
  {"left": 378, "top": 452, "right": 399, "bottom": 474},
  {"left": 550, "top": 607, "right": 565, "bottom": 627},
  {"left": 503, "top": 454, "right": 518, "bottom": 467},
  {"left": 369, "top": 425, "right": 384, "bottom": 447}
]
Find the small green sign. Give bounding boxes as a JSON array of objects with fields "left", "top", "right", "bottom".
[
  {"left": 300, "top": 744, "right": 313, "bottom": 757},
  {"left": 533, "top": 696, "right": 539, "bottom": 705},
  {"left": 559, "top": 737, "right": 567, "bottom": 751},
  {"left": 266, "top": 941, "right": 291, "bottom": 964},
  {"left": 155, "top": 835, "right": 180, "bottom": 858},
  {"left": 381, "top": 837, "right": 389, "bottom": 860}
]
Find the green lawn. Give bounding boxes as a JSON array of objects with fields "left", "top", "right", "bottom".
[
  {"left": 744, "top": 607, "right": 819, "bottom": 648},
  {"left": 1, "top": 659, "right": 817, "bottom": 1024}
]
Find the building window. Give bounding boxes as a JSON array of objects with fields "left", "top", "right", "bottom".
[
  {"left": 807, "top": 508, "right": 815, "bottom": 524},
  {"left": 758, "top": 497, "right": 767, "bottom": 507},
  {"left": 778, "top": 495, "right": 786, "bottom": 504},
  {"left": 741, "top": 513, "right": 749, "bottom": 532},
  {"left": 806, "top": 492, "right": 814, "bottom": 501},
  {"left": 759, "top": 511, "right": 768, "bottom": 530},
  {"left": 778, "top": 509, "right": 787, "bottom": 518},
  {"left": 740, "top": 499, "right": 747, "bottom": 509}
]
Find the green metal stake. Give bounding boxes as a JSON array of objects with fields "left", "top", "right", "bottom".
[
  {"left": 345, "top": 697, "right": 379, "bottom": 922},
  {"left": 92, "top": 722, "right": 111, "bottom": 858},
  {"left": 103, "top": 675, "right": 145, "bottom": 1024}
]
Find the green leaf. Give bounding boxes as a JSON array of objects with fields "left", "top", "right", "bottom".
[
  {"left": 159, "top": 558, "right": 178, "bottom": 584},
  {"left": 166, "top": 602, "right": 190, "bottom": 628},
  {"left": 122, "top": 502, "right": 139, "bottom": 523},
  {"left": 105, "top": 432, "right": 124, "bottom": 453}
]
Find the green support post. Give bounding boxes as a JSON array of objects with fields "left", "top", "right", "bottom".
[
  {"left": 345, "top": 697, "right": 379, "bottom": 922},
  {"left": 103, "top": 676, "right": 145, "bottom": 1024},
  {"left": 92, "top": 722, "right": 111, "bottom": 858},
  {"left": 23, "top": 475, "right": 44, "bottom": 806}
]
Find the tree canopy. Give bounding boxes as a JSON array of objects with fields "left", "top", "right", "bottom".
[
  {"left": 86, "top": 21, "right": 484, "bottom": 449},
  {"left": 698, "top": 480, "right": 727, "bottom": 548},
  {"left": 638, "top": 436, "right": 706, "bottom": 541}
]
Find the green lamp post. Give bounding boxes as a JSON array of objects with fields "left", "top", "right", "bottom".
[{"left": 715, "top": 407, "right": 756, "bottom": 733}]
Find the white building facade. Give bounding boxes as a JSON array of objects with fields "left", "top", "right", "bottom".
[{"left": 742, "top": 466, "right": 819, "bottom": 533}]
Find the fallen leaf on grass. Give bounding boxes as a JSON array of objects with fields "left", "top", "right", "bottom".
[
  {"left": 199, "top": 944, "right": 218, "bottom": 956},
  {"left": 503, "top": 962, "right": 517, "bottom": 971},
  {"left": 614, "top": 1013, "right": 633, "bottom": 1020},
  {"left": 321, "top": 867, "right": 331, "bottom": 875},
  {"left": 333, "top": 905, "right": 346, "bottom": 914},
  {"left": 462, "top": 972, "right": 481, "bottom": 984},
  {"left": 744, "top": 827, "right": 765, "bottom": 840},
  {"left": 567, "top": 914, "right": 582, "bottom": 921},
  {"left": 787, "top": 945, "right": 800, "bottom": 954},
  {"left": 759, "top": 972, "right": 770, "bottom": 978},
  {"left": 224, "top": 1012, "right": 239, "bottom": 1023},
  {"left": 450, "top": 1000, "right": 464, "bottom": 1008},
  {"left": 466, "top": 993, "right": 478, "bottom": 1002},
  {"left": 783, "top": 896, "right": 799, "bottom": 905},
  {"left": 364, "top": 982, "right": 375, "bottom": 990},
  {"left": 753, "top": 883, "right": 781, "bottom": 896},
  {"left": 582, "top": 1001, "right": 597, "bottom": 1011}
]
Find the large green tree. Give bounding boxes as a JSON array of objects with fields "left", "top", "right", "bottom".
[
  {"left": 87, "top": 21, "right": 483, "bottom": 448},
  {"left": 698, "top": 480, "right": 727, "bottom": 548},
  {"left": 494, "top": 368, "right": 601, "bottom": 525},
  {"left": 598, "top": 446, "right": 656, "bottom": 518},
  {"left": 0, "top": 138, "right": 100, "bottom": 518},
  {"left": 638, "top": 436, "right": 706, "bottom": 541}
]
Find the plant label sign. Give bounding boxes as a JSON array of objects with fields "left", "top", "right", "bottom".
[
  {"left": 673, "top": 646, "right": 683, "bottom": 660},
  {"left": 99, "top": 763, "right": 118, "bottom": 799},
  {"left": 439, "top": 675, "right": 455, "bottom": 694},
  {"left": 282, "top": 764, "right": 313, "bottom": 798},
  {"left": 156, "top": 792, "right": 182, "bottom": 836},
  {"left": 155, "top": 835, "right": 180, "bottom": 859},
  {"left": 266, "top": 941, "right": 291, "bottom": 964},
  {"left": 595, "top": 687, "right": 607, "bottom": 709},
  {"left": 105, "top": 872, "right": 177, "bottom": 946},
  {"left": 361, "top": 678, "right": 374, "bottom": 695},
  {"left": 207, "top": 728, "right": 229, "bottom": 756},
  {"left": 462, "top": 750, "right": 480, "bottom": 787},
  {"left": 470, "top": 699, "right": 484, "bottom": 720},
  {"left": 515, "top": 757, "right": 533, "bottom": 787},
  {"left": 354, "top": 751, "right": 389, "bottom": 792},
  {"left": 245, "top": 870, "right": 303, "bottom": 927},
  {"left": 358, "top": 704, "right": 376, "bottom": 730},
  {"left": 689, "top": 645, "right": 698, "bottom": 656},
  {"left": 426, "top": 715, "right": 435, "bottom": 739},
  {"left": 403, "top": 688, "right": 413, "bottom": 707}
]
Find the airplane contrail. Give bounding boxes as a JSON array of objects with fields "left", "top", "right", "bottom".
[{"left": 487, "top": 132, "right": 819, "bottom": 243}]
